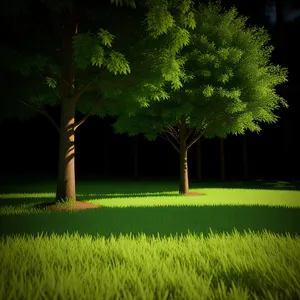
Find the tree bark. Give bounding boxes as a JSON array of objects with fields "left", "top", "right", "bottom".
[
  {"left": 179, "top": 115, "right": 189, "bottom": 194},
  {"left": 220, "top": 138, "right": 225, "bottom": 181},
  {"left": 242, "top": 135, "right": 248, "bottom": 180},
  {"left": 196, "top": 139, "right": 202, "bottom": 181},
  {"left": 55, "top": 12, "right": 79, "bottom": 202},
  {"left": 56, "top": 99, "right": 76, "bottom": 201}
]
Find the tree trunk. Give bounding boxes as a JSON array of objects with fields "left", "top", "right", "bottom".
[
  {"left": 220, "top": 138, "right": 225, "bottom": 181},
  {"left": 56, "top": 99, "right": 76, "bottom": 201},
  {"left": 132, "top": 135, "right": 139, "bottom": 180},
  {"left": 179, "top": 115, "right": 189, "bottom": 194},
  {"left": 55, "top": 13, "right": 79, "bottom": 202},
  {"left": 242, "top": 135, "right": 248, "bottom": 180},
  {"left": 196, "top": 139, "right": 202, "bottom": 181}
]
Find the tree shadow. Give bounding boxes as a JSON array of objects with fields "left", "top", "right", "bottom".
[
  {"left": 0, "top": 196, "right": 55, "bottom": 207},
  {"left": 0, "top": 192, "right": 182, "bottom": 208},
  {"left": 1, "top": 205, "right": 299, "bottom": 240},
  {"left": 189, "top": 180, "right": 300, "bottom": 191},
  {"left": 0, "top": 178, "right": 299, "bottom": 196}
]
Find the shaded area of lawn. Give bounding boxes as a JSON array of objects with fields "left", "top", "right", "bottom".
[
  {"left": 0, "top": 174, "right": 299, "bottom": 195},
  {"left": 0, "top": 192, "right": 180, "bottom": 207},
  {"left": 1, "top": 205, "right": 299, "bottom": 239}
]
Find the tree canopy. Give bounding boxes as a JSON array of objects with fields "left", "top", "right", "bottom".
[
  {"left": 0, "top": 0, "right": 198, "bottom": 203},
  {"left": 0, "top": 0, "right": 196, "bottom": 123},
  {"left": 112, "top": 2, "right": 288, "bottom": 194}
]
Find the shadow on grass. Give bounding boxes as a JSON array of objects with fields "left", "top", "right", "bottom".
[
  {"left": 1, "top": 179, "right": 299, "bottom": 195},
  {"left": 0, "top": 192, "right": 181, "bottom": 207},
  {"left": 189, "top": 180, "right": 300, "bottom": 191},
  {"left": 0, "top": 205, "right": 299, "bottom": 240},
  {"left": 0, "top": 197, "right": 55, "bottom": 207}
]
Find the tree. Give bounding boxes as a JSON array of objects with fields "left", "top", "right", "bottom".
[
  {"left": 0, "top": 0, "right": 196, "bottom": 206},
  {"left": 113, "top": 2, "right": 288, "bottom": 195}
]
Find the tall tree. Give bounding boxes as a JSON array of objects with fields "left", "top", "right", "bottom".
[
  {"left": 0, "top": 0, "right": 196, "bottom": 206},
  {"left": 113, "top": 2, "right": 288, "bottom": 194}
]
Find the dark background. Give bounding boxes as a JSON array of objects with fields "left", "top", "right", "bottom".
[{"left": 0, "top": 0, "right": 299, "bottom": 182}]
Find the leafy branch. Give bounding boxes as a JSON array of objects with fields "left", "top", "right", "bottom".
[
  {"left": 74, "top": 95, "right": 106, "bottom": 131},
  {"left": 76, "top": 73, "right": 103, "bottom": 97},
  {"left": 159, "top": 124, "right": 180, "bottom": 153}
]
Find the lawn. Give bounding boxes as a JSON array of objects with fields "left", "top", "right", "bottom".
[{"left": 0, "top": 179, "right": 300, "bottom": 300}]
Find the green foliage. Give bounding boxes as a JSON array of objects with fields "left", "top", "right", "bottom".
[
  {"left": 97, "top": 28, "right": 116, "bottom": 47},
  {"left": 72, "top": 33, "right": 96, "bottom": 70},
  {"left": 110, "top": 0, "right": 136, "bottom": 9},
  {"left": 73, "top": 29, "right": 130, "bottom": 73},
  {"left": 106, "top": 51, "right": 131, "bottom": 75},
  {"left": 113, "top": 2, "right": 288, "bottom": 142},
  {"left": 45, "top": 77, "right": 57, "bottom": 89},
  {"left": 0, "top": 0, "right": 198, "bottom": 124},
  {"left": 144, "top": 0, "right": 176, "bottom": 38}
]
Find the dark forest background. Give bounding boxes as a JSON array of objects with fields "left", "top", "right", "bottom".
[{"left": 0, "top": 0, "right": 299, "bottom": 182}]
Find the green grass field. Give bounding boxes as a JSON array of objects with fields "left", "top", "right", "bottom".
[{"left": 0, "top": 179, "right": 300, "bottom": 300}]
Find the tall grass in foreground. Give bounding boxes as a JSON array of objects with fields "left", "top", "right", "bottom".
[
  {"left": 1, "top": 230, "right": 300, "bottom": 300},
  {"left": 1, "top": 180, "right": 300, "bottom": 299}
]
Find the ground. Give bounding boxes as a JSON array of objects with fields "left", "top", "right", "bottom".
[{"left": 36, "top": 192, "right": 205, "bottom": 212}]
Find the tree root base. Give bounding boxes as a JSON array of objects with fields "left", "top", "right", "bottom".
[{"left": 181, "top": 192, "right": 205, "bottom": 196}]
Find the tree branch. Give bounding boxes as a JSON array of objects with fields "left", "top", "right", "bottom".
[
  {"left": 20, "top": 100, "right": 60, "bottom": 133},
  {"left": 161, "top": 131, "right": 180, "bottom": 153},
  {"left": 164, "top": 125, "right": 180, "bottom": 144},
  {"left": 73, "top": 96, "right": 105, "bottom": 131},
  {"left": 34, "top": 67, "right": 61, "bottom": 100},
  {"left": 76, "top": 73, "right": 103, "bottom": 98},
  {"left": 186, "top": 114, "right": 236, "bottom": 150},
  {"left": 185, "top": 127, "right": 195, "bottom": 142},
  {"left": 186, "top": 129, "right": 205, "bottom": 150}
]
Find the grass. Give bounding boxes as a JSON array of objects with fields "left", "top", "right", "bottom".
[{"left": 0, "top": 179, "right": 300, "bottom": 300}]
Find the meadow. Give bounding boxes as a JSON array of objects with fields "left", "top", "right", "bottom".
[{"left": 0, "top": 178, "right": 300, "bottom": 300}]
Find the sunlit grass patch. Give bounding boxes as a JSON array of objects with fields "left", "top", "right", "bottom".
[
  {"left": 0, "top": 229, "right": 299, "bottom": 300},
  {"left": 0, "top": 180, "right": 300, "bottom": 299}
]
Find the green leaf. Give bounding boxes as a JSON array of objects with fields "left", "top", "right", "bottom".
[
  {"left": 73, "top": 33, "right": 95, "bottom": 69},
  {"left": 45, "top": 77, "right": 57, "bottom": 89},
  {"left": 106, "top": 51, "right": 131, "bottom": 75},
  {"left": 145, "top": 0, "right": 175, "bottom": 38},
  {"left": 97, "top": 29, "right": 116, "bottom": 48},
  {"left": 110, "top": 0, "right": 136, "bottom": 9},
  {"left": 91, "top": 45, "right": 105, "bottom": 67},
  {"left": 203, "top": 85, "right": 214, "bottom": 97}
]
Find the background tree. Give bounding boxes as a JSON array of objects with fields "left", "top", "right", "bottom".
[
  {"left": 113, "top": 2, "right": 288, "bottom": 194},
  {"left": 0, "top": 0, "right": 196, "bottom": 205}
]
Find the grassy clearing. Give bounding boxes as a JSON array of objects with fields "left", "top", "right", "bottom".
[{"left": 0, "top": 180, "right": 300, "bottom": 299}]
